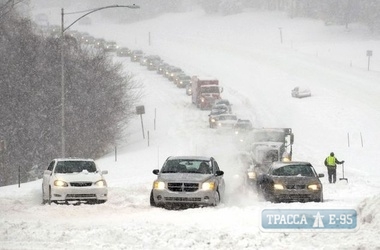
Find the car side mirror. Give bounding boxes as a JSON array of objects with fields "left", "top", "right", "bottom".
[
  {"left": 44, "top": 170, "right": 51, "bottom": 175},
  {"left": 152, "top": 169, "right": 159, "bottom": 175},
  {"left": 101, "top": 170, "right": 108, "bottom": 175},
  {"left": 215, "top": 170, "right": 224, "bottom": 176},
  {"left": 318, "top": 173, "right": 324, "bottom": 178}
]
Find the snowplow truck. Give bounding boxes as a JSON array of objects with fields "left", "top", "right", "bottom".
[
  {"left": 246, "top": 128, "right": 294, "bottom": 188},
  {"left": 191, "top": 76, "right": 223, "bottom": 110}
]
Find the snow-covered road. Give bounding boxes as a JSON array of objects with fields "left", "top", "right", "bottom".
[{"left": 1, "top": 6, "right": 380, "bottom": 250}]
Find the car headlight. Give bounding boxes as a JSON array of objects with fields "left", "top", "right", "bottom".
[
  {"left": 153, "top": 181, "right": 165, "bottom": 190},
  {"left": 95, "top": 180, "right": 107, "bottom": 187},
  {"left": 202, "top": 182, "right": 215, "bottom": 190},
  {"left": 273, "top": 183, "right": 284, "bottom": 190},
  {"left": 235, "top": 131, "right": 239, "bottom": 135},
  {"left": 211, "top": 118, "right": 216, "bottom": 123},
  {"left": 282, "top": 157, "right": 291, "bottom": 162},
  {"left": 308, "top": 184, "right": 321, "bottom": 191},
  {"left": 201, "top": 98, "right": 205, "bottom": 102},
  {"left": 247, "top": 171, "right": 256, "bottom": 180},
  {"left": 54, "top": 180, "right": 68, "bottom": 187}
]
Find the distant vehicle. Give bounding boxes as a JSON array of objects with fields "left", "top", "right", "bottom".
[
  {"left": 208, "top": 104, "right": 230, "bottom": 128},
  {"left": 94, "top": 38, "right": 106, "bottom": 49},
  {"left": 66, "top": 30, "right": 82, "bottom": 41},
  {"left": 131, "top": 50, "right": 144, "bottom": 62},
  {"left": 116, "top": 47, "right": 130, "bottom": 57},
  {"left": 150, "top": 156, "right": 225, "bottom": 208},
  {"left": 291, "top": 87, "right": 311, "bottom": 98},
  {"left": 166, "top": 67, "right": 183, "bottom": 81},
  {"left": 192, "top": 76, "right": 223, "bottom": 110},
  {"left": 186, "top": 83, "right": 192, "bottom": 96},
  {"left": 42, "top": 158, "right": 108, "bottom": 205},
  {"left": 214, "top": 99, "right": 232, "bottom": 112},
  {"left": 82, "top": 35, "right": 95, "bottom": 44},
  {"left": 175, "top": 74, "right": 192, "bottom": 88},
  {"left": 234, "top": 119, "right": 253, "bottom": 135},
  {"left": 147, "top": 59, "right": 162, "bottom": 71},
  {"left": 157, "top": 63, "right": 169, "bottom": 75},
  {"left": 146, "top": 55, "right": 161, "bottom": 65},
  {"left": 213, "top": 114, "right": 238, "bottom": 129},
  {"left": 104, "top": 41, "right": 118, "bottom": 52},
  {"left": 139, "top": 56, "right": 148, "bottom": 66},
  {"left": 257, "top": 161, "right": 324, "bottom": 203}
]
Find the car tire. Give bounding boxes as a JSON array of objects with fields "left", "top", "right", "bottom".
[
  {"left": 42, "top": 185, "right": 48, "bottom": 204},
  {"left": 315, "top": 193, "right": 324, "bottom": 203},
  {"left": 47, "top": 186, "right": 52, "bottom": 205},
  {"left": 213, "top": 190, "right": 221, "bottom": 206},
  {"left": 150, "top": 190, "right": 157, "bottom": 207}
]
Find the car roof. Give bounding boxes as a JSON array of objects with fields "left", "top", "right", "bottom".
[
  {"left": 53, "top": 158, "right": 95, "bottom": 162},
  {"left": 215, "top": 113, "right": 237, "bottom": 118},
  {"left": 212, "top": 104, "right": 228, "bottom": 109},
  {"left": 167, "top": 156, "right": 212, "bottom": 161},
  {"left": 237, "top": 119, "right": 251, "bottom": 123},
  {"left": 271, "top": 161, "right": 313, "bottom": 169}
]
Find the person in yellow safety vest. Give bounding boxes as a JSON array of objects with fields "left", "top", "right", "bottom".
[{"left": 324, "top": 152, "right": 344, "bottom": 183}]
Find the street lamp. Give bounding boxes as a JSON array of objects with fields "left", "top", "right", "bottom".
[{"left": 60, "top": 4, "right": 139, "bottom": 157}]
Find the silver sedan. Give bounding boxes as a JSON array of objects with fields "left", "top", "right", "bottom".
[{"left": 150, "top": 156, "right": 225, "bottom": 208}]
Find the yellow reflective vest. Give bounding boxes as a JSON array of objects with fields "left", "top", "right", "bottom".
[{"left": 326, "top": 156, "right": 336, "bottom": 167}]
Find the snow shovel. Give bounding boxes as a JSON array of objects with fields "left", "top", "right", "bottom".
[{"left": 339, "top": 163, "right": 348, "bottom": 183}]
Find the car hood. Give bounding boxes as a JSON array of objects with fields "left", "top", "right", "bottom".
[
  {"left": 55, "top": 172, "right": 104, "bottom": 182},
  {"left": 272, "top": 176, "right": 320, "bottom": 184},
  {"left": 158, "top": 173, "right": 214, "bottom": 183}
]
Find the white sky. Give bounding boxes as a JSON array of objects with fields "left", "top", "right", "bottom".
[{"left": 1, "top": 5, "right": 380, "bottom": 250}]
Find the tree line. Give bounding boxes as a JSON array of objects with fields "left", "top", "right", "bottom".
[{"left": 0, "top": 9, "right": 141, "bottom": 186}]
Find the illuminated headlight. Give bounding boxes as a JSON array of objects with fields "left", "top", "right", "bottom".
[
  {"left": 282, "top": 157, "right": 291, "bottom": 162},
  {"left": 201, "top": 182, "right": 215, "bottom": 190},
  {"left": 273, "top": 183, "right": 284, "bottom": 190},
  {"left": 247, "top": 171, "right": 256, "bottom": 179},
  {"left": 153, "top": 181, "right": 165, "bottom": 190},
  {"left": 217, "top": 123, "right": 222, "bottom": 127},
  {"left": 308, "top": 184, "right": 321, "bottom": 191},
  {"left": 211, "top": 118, "right": 216, "bottom": 123},
  {"left": 201, "top": 98, "right": 205, "bottom": 102},
  {"left": 54, "top": 180, "right": 68, "bottom": 187},
  {"left": 235, "top": 131, "right": 239, "bottom": 135},
  {"left": 95, "top": 180, "right": 107, "bottom": 187}
]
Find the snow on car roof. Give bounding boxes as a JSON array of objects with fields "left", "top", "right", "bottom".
[
  {"left": 271, "top": 161, "right": 313, "bottom": 169},
  {"left": 167, "top": 156, "right": 212, "bottom": 161}
]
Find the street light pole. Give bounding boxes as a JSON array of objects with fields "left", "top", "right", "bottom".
[
  {"left": 60, "top": 4, "right": 139, "bottom": 157},
  {"left": 61, "top": 8, "right": 65, "bottom": 158}
]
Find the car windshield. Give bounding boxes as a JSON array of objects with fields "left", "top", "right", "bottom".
[
  {"left": 271, "top": 164, "right": 315, "bottom": 177},
  {"left": 218, "top": 115, "right": 237, "bottom": 121},
  {"left": 161, "top": 159, "right": 211, "bottom": 174},
  {"left": 201, "top": 85, "right": 220, "bottom": 94},
  {"left": 55, "top": 161, "right": 97, "bottom": 174},
  {"left": 252, "top": 130, "right": 285, "bottom": 142}
]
